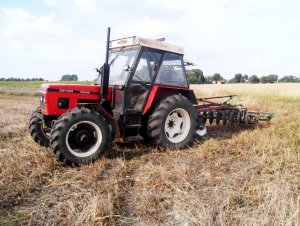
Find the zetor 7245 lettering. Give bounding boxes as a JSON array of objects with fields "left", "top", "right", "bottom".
[{"left": 29, "top": 27, "right": 272, "bottom": 166}]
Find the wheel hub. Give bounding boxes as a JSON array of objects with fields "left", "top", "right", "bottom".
[
  {"left": 66, "top": 120, "right": 102, "bottom": 157},
  {"left": 75, "top": 130, "right": 91, "bottom": 145},
  {"left": 164, "top": 108, "right": 191, "bottom": 144},
  {"left": 168, "top": 119, "right": 175, "bottom": 129}
]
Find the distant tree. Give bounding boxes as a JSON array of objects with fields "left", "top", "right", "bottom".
[
  {"left": 268, "top": 74, "right": 278, "bottom": 83},
  {"left": 212, "top": 73, "right": 223, "bottom": 83},
  {"left": 233, "top": 73, "right": 242, "bottom": 83},
  {"left": 249, "top": 75, "right": 260, "bottom": 83},
  {"left": 241, "top": 74, "right": 249, "bottom": 83},
  {"left": 186, "top": 70, "right": 198, "bottom": 84},
  {"left": 261, "top": 74, "right": 278, "bottom": 83},
  {"left": 192, "top": 69, "right": 205, "bottom": 84},
  {"left": 205, "top": 76, "right": 213, "bottom": 84},
  {"left": 186, "top": 69, "right": 205, "bottom": 84},
  {"left": 228, "top": 78, "right": 234, "bottom": 83},
  {"left": 279, "top": 75, "right": 300, "bottom": 83},
  {"left": 61, "top": 74, "right": 78, "bottom": 81},
  {"left": 260, "top": 76, "right": 267, "bottom": 83}
]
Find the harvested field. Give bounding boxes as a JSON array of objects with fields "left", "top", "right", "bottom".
[{"left": 0, "top": 83, "right": 299, "bottom": 225}]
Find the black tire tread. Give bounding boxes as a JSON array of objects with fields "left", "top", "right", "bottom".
[
  {"left": 147, "top": 94, "right": 196, "bottom": 149},
  {"left": 28, "top": 107, "right": 50, "bottom": 147},
  {"left": 50, "top": 107, "right": 109, "bottom": 166}
]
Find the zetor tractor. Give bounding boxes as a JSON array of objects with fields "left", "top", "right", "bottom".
[{"left": 29, "top": 28, "right": 272, "bottom": 165}]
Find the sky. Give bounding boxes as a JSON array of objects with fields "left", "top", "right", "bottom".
[{"left": 0, "top": 0, "right": 300, "bottom": 81}]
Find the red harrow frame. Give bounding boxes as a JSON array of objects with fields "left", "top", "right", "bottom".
[{"left": 195, "top": 95, "right": 273, "bottom": 126}]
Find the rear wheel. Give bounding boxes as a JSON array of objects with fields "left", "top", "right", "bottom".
[
  {"left": 50, "top": 108, "right": 109, "bottom": 165},
  {"left": 148, "top": 94, "right": 196, "bottom": 149},
  {"left": 29, "top": 107, "right": 50, "bottom": 147}
]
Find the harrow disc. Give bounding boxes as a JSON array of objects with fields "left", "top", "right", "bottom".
[
  {"left": 229, "top": 111, "right": 235, "bottom": 125},
  {"left": 222, "top": 110, "right": 227, "bottom": 125},
  {"left": 208, "top": 111, "right": 214, "bottom": 124},
  {"left": 237, "top": 111, "right": 242, "bottom": 123},
  {"left": 216, "top": 111, "right": 221, "bottom": 125},
  {"left": 245, "top": 112, "right": 249, "bottom": 126},
  {"left": 203, "top": 112, "right": 207, "bottom": 124}
]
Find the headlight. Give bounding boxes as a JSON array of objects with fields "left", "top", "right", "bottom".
[{"left": 40, "top": 95, "right": 46, "bottom": 109}]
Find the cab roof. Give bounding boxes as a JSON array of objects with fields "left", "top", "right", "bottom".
[{"left": 109, "top": 36, "right": 184, "bottom": 55}]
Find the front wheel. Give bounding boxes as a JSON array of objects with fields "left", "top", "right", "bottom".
[
  {"left": 147, "top": 94, "right": 196, "bottom": 149},
  {"left": 29, "top": 107, "right": 51, "bottom": 147},
  {"left": 50, "top": 108, "right": 110, "bottom": 165}
]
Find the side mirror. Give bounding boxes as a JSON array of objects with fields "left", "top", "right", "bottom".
[
  {"left": 95, "top": 66, "right": 103, "bottom": 74},
  {"left": 123, "top": 65, "right": 130, "bottom": 71}
]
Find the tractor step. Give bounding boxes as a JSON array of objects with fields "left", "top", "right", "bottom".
[
  {"left": 126, "top": 135, "right": 144, "bottom": 142},
  {"left": 125, "top": 124, "right": 142, "bottom": 128}
]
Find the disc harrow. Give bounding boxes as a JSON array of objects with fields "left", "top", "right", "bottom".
[{"left": 195, "top": 95, "right": 273, "bottom": 126}]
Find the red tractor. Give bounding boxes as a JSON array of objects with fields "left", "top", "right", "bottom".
[{"left": 29, "top": 28, "right": 272, "bottom": 165}]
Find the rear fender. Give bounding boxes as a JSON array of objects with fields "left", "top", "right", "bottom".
[{"left": 143, "top": 85, "right": 197, "bottom": 115}]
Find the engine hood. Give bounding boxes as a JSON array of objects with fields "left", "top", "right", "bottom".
[
  {"left": 38, "top": 83, "right": 113, "bottom": 116},
  {"left": 39, "top": 83, "right": 101, "bottom": 95}
]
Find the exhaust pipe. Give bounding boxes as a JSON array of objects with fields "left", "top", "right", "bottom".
[{"left": 101, "top": 27, "right": 110, "bottom": 101}]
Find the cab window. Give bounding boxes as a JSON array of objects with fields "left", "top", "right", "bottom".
[
  {"left": 155, "top": 53, "right": 188, "bottom": 87},
  {"left": 132, "top": 51, "right": 162, "bottom": 83},
  {"left": 127, "top": 50, "right": 162, "bottom": 111}
]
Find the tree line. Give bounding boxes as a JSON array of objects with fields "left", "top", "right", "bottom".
[
  {"left": 0, "top": 74, "right": 79, "bottom": 82},
  {"left": 0, "top": 77, "right": 44, "bottom": 81},
  {"left": 186, "top": 69, "right": 300, "bottom": 84}
]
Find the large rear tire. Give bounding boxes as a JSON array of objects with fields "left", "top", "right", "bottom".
[
  {"left": 147, "top": 94, "right": 196, "bottom": 149},
  {"left": 50, "top": 108, "right": 110, "bottom": 165},
  {"left": 29, "top": 107, "right": 50, "bottom": 147}
]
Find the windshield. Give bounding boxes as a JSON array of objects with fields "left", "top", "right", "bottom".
[{"left": 96, "top": 48, "right": 138, "bottom": 86}]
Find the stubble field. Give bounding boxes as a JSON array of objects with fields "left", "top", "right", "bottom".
[{"left": 0, "top": 83, "right": 299, "bottom": 225}]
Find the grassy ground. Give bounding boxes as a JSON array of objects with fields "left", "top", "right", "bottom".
[
  {"left": 0, "top": 81, "right": 91, "bottom": 96},
  {"left": 0, "top": 83, "right": 299, "bottom": 225}
]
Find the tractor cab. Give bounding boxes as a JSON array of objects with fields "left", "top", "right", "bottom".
[
  {"left": 95, "top": 36, "right": 190, "bottom": 115},
  {"left": 92, "top": 36, "right": 196, "bottom": 142}
]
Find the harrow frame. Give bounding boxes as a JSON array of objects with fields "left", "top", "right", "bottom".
[{"left": 195, "top": 95, "right": 273, "bottom": 126}]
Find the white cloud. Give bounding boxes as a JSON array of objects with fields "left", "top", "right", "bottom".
[
  {"left": 2, "top": 8, "right": 71, "bottom": 50},
  {"left": 3, "top": 8, "right": 70, "bottom": 36},
  {"left": 3, "top": 8, "right": 33, "bottom": 19},
  {"left": 252, "top": 56, "right": 271, "bottom": 68},
  {"left": 44, "top": 0, "right": 58, "bottom": 6},
  {"left": 127, "top": 18, "right": 174, "bottom": 38},
  {"left": 75, "top": 0, "right": 95, "bottom": 9},
  {"left": 7, "top": 39, "right": 27, "bottom": 50}
]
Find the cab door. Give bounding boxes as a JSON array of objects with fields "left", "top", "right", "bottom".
[{"left": 126, "top": 50, "right": 162, "bottom": 112}]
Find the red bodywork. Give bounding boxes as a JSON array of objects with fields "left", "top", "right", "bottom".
[
  {"left": 39, "top": 84, "right": 112, "bottom": 115},
  {"left": 143, "top": 85, "right": 198, "bottom": 115}
]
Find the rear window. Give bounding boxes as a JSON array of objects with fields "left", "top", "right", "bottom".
[{"left": 155, "top": 53, "right": 188, "bottom": 87}]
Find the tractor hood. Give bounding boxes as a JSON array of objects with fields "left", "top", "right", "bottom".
[
  {"left": 39, "top": 83, "right": 112, "bottom": 115},
  {"left": 39, "top": 83, "right": 102, "bottom": 95}
]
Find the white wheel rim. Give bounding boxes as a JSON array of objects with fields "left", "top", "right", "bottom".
[
  {"left": 40, "top": 122, "right": 51, "bottom": 138},
  {"left": 66, "top": 121, "right": 102, "bottom": 158},
  {"left": 164, "top": 108, "right": 191, "bottom": 143}
]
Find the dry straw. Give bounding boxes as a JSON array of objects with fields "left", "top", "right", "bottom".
[{"left": 0, "top": 83, "right": 299, "bottom": 225}]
